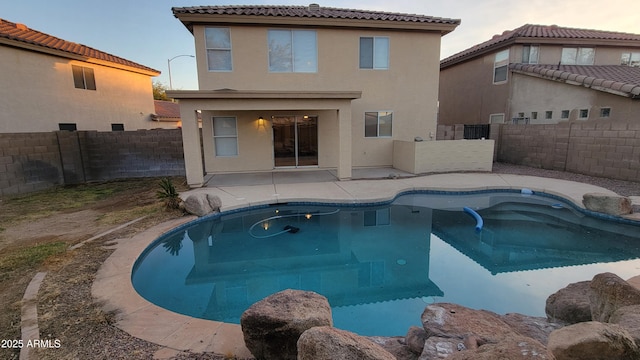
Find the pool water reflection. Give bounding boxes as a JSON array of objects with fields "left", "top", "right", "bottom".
[{"left": 132, "top": 192, "right": 640, "bottom": 336}]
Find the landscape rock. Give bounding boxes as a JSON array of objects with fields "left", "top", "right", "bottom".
[
  {"left": 419, "top": 335, "right": 461, "bottom": 359},
  {"left": 609, "top": 305, "right": 640, "bottom": 345},
  {"left": 297, "top": 326, "right": 396, "bottom": 360},
  {"left": 500, "top": 312, "right": 562, "bottom": 345},
  {"left": 405, "top": 326, "right": 427, "bottom": 354},
  {"left": 589, "top": 272, "right": 640, "bottom": 322},
  {"left": 368, "top": 336, "right": 417, "bottom": 360},
  {"left": 446, "top": 334, "right": 554, "bottom": 360},
  {"left": 545, "top": 281, "right": 593, "bottom": 325},
  {"left": 421, "top": 303, "right": 515, "bottom": 343},
  {"left": 582, "top": 193, "right": 632, "bottom": 216},
  {"left": 183, "top": 192, "right": 222, "bottom": 216},
  {"left": 547, "top": 321, "right": 640, "bottom": 360},
  {"left": 240, "top": 289, "right": 332, "bottom": 360}
]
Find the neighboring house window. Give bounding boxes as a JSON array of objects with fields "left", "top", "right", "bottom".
[
  {"left": 545, "top": 111, "right": 553, "bottom": 119},
  {"left": 213, "top": 117, "right": 238, "bottom": 156},
  {"left": 205, "top": 27, "right": 232, "bottom": 71},
  {"left": 600, "top": 107, "right": 611, "bottom": 118},
  {"left": 59, "top": 123, "right": 77, "bottom": 131},
  {"left": 561, "top": 47, "right": 595, "bottom": 65},
  {"left": 531, "top": 112, "right": 538, "bottom": 120},
  {"left": 111, "top": 124, "right": 124, "bottom": 131},
  {"left": 579, "top": 109, "right": 589, "bottom": 119},
  {"left": 268, "top": 30, "right": 317, "bottom": 73},
  {"left": 489, "top": 114, "right": 505, "bottom": 124},
  {"left": 561, "top": 110, "right": 570, "bottom": 119},
  {"left": 72, "top": 65, "right": 96, "bottom": 90},
  {"left": 522, "top": 45, "right": 539, "bottom": 64},
  {"left": 621, "top": 52, "right": 640, "bottom": 67},
  {"left": 360, "top": 37, "right": 389, "bottom": 69},
  {"left": 493, "top": 50, "right": 509, "bottom": 83},
  {"left": 364, "top": 111, "right": 392, "bottom": 137}
]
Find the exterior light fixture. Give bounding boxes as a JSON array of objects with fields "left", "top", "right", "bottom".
[{"left": 305, "top": 214, "right": 312, "bottom": 220}]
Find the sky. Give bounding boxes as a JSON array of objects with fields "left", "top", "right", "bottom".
[{"left": 2, "top": 0, "right": 639, "bottom": 90}]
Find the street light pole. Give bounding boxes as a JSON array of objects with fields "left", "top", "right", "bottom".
[{"left": 167, "top": 54, "right": 195, "bottom": 90}]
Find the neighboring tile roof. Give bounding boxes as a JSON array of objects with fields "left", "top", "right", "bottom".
[
  {"left": 441, "top": 24, "right": 640, "bottom": 68},
  {"left": 510, "top": 64, "right": 640, "bottom": 98},
  {"left": 0, "top": 18, "right": 160, "bottom": 75},
  {"left": 153, "top": 100, "right": 181, "bottom": 120}
]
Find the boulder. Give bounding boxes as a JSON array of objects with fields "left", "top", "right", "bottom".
[
  {"left": 545, "top": 281, "right": 593, "bottom": 325},
  {"left": 446, "top": 334, "right": 554, "bottom": 360},
  {"left": 590, "top": 272, "right": 640, "bottom": 322},
  {"left": 419, "top": 335, "right": 462, "bottom": 359},
  {"left": 547, "top": 321, "right": 640, "bottom": 360},
  {"left": 582, "top": 193, "right": 632, "bottom": 216},
  {"left": 500, "top": 312, "right": 562, "bottom": 345},
  {"left": 183, "top": 193, "right": 222, "bottom": 216},
  {"left": 240, "top": 289, "right": 332, "bottom": 360},
  {"left": 405, "top": 326, "right": 427, "bottom": 354},
  {"left": 609, "top": 305, "right": 640, "bottom": 345},
  {"left": 297, "top": 326, "right": 396, "bottom": 360},
  {"left": 368, "top": 336, "right": 417, "bottom": 360},
  {"left": 421, "top": 303, "right": 515, "bottom": 343}
]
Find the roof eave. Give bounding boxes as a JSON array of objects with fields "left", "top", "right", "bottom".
[{"left": 166, "top": 89, "right": 363, "bottom": 100}]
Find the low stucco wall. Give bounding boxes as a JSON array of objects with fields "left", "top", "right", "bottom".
[{"left": 393, "top": 139, "right": 494, "bottom": 174}]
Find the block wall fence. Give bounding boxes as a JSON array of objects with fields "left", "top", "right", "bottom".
[{"left": 0, "top": 129, "right": 185, "bottom": 196}]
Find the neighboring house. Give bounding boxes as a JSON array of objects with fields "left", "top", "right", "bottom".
[
  {"left": 0, "top": 18, "right": 161, "bottom": 133},
  {"left": 167, "top": 4, "right": 459, "bottom": 186},
  {"left": 152, "top": 100, "right": 182, "bottom": 128},
  {"left": 439, "top": 24, "right": 640, "bottom": 127}
]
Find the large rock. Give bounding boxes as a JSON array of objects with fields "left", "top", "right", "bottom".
[
  {"left": 609, "top": 305, "right": 640, "bottom": 345},
  {"left": 545, "top": 281, "right": 593, "bottom": 325},
  {"left": 367, "top": 336, "right": 417, "bottom": 360},
  {"left": 500, "top": 312, "right": 562, "bottom": 345},
  {"left": 590, "top": 272, "right": 640, "bottom": 322},
  {"left": 582, "top": 193, "right": 632, "bottom": 216},
  {"left": 421, "top": 303, "right": 515, "bottom": 343},
  {"left": 547, "top": 321, "right": 640, "bottom": 360},
  {"left": 183, "top": 192, "right": 222, "bottom": 216},
  {"left": 297, "top": 326, "right": 396, "bottom": 360},
  {"left": 240, "top": 289, "right": 332, "bottom": 360},
  {"left": 405, "top": 326, "right": 427, "bottom": 354},
  {"left": 446, "top": 334, "right": 554, "bottom": 360}
]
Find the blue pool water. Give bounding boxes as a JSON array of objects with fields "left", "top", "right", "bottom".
[{"left": 132, "top": 191, "right": 640, "bottom": 336}]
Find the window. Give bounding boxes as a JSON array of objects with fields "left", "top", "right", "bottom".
[
  {"left": 489, "top": 114, "right": 505, "bottom": 124},
  {"left": 493, "top": 50, "right": 509, "bottom": 83},
  {"left": 360, "top": 37, "right": 389, "bottom": 69},
  {"left": 111, "top": 123, "right": 124, "bottom": 131},
  {"left": 72, "top": 65, "right": 96, "bottom": 90},
  {"left": 59, "top": 123, "right": 77, "bottom": 131},
  {"left": 600, "top": 107, "right": 611, "bottom": 118},
  {"left": 531, "top": 112, "right": 538, "bottom": 120},
  {"left": 561, "top": 110, "right": 570, "bottom": 119},
  {"left": 268, "top": 30, "right": 317, "bottom": 72},
  {"left": 212, "top": 117, "right": 238, "bottom": 156},
  {"left": 205, "top": 27, "right": 232, "bottom": 71},
  {"left": 621, "top": 52, "right": 640, "bottom": 67},
  {"left": 364, "top": 111, "right": 392, "bottom": 137},
  {"left": 579, "top": 109, "right": 589, "bottom": 119},
  {"left": 522, "top": 45, "right": 539, "bottom": 64},
  {"left": 545, "top": 111, "right": 553, "bottom": 119},
  {"left": 561, "top": 47, "right": 595, "bottom": 65}
]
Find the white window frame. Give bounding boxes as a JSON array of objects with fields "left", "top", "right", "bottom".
[
  {"left": 561, "top": 47, "right": 595, "bottom": 65},
  {"left": 268, "top": 29, "right": 317, "bottom": 73},
  {"left": 599, "top": 107, "right": 612, "bottom": 118},
  {"left": 489, "top": 113, "right": 505, "bottom": 124},
  {"left": 578, "top": 109, "right": 589, "bottom": 120},
  {"left": 359, "top": 36, "right": 390, "bottom": 70},
  {"left": 212, "top": 116, "right": 238, "bottom": 157},
  {"left": 522, "top": 45, "right": 539, "bottom": 64},
  {"left": 205, "top": 27, "right": 232, "bottom": 71},
  {"left": 545, "top": 111, "right": 553, "bottom": 120},
  {"left": 493, "top": 50, "right": 509, "bottom": 84},
  {"left": 560, "top": 110, "right": 570, "bottom": 119},
  {"left": 364, "top": 111, "right": 393, "bottom": 138},
  {"left": 72, "top": 65, "right": 96, "bottom": 90}
]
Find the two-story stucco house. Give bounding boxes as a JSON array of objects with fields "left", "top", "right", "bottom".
[
  {"left": 0, "top": 18, "right": 161, "bottom": 133},
  {"left": 439, "top": 24, "right": 640, "bottom": 127},
  {"left": 167, "top": 4, "right": 460, "bottom": 187}
]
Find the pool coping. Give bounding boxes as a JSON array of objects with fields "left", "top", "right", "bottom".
[{"left": 91, "top": 173, "right": 640, "bottom": 357}]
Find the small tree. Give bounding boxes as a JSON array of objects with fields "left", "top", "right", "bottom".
[{"left": 153, "top": 81, "right": 169, "bottom": 101}]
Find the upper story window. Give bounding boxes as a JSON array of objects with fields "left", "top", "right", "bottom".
[
  {"left": 522, "top": 45, "right": 539, "bottom": 64},
  {"left": 561, "top": 47, "right": 594, "bottom": 65},
  {"left": 493, "top": 49, "right": 509, "bottom": 84},
  {"left": 205, "top": 27, "right": 232, "bottom": 71},
  {"left": 268, "top": 30, "right": 317, "bottom": 73},
  {"left": 621, "top": 52, "right": 640, "bottom": 67},
  {"left": 360, "top": 37, "right": 389, "bottom": 70},
  {"left": 72, "top": 65, "right": 96, "bottom": 90}
]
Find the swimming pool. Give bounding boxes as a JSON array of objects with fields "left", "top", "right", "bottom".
[{"left": 132, "top": 190, "right": 640, "bottom": 336}]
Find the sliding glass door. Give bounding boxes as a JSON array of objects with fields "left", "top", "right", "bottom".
[{"left": 273, "top": 116, "right": 318, "bottom": 167}]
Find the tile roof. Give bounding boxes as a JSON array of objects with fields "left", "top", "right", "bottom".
[
  {"left": 441, "top": 24, "right": 640, "bottom": 68},
  {"left": 172, "top": 4, "right": 460, "bottom": 33},
  {"left": 153, "top": 100, "right": 181, "bottom": 120},
  {"left": 0, "top": 18, "right": 160, "bottom": 75},
  {"left": 511, "top": 64, "right": 640, "bottom": 98}
]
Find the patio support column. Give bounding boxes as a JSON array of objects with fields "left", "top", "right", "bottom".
[
  {"left": 336, "top": 105, "right": 352, "bottom": 180},
  {"left": 179, "top": 103, "right": 204, "bottom": 187}
]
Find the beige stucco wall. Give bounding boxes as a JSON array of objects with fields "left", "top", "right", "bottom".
[
  {"left": 0, "top": 46, "right": 157, "bottom": 133},
  {"left": 393, "top": 139, "right": 494, "bottom": 174},
  {"left": 192, "top": 25, "right": 443, "bottom": 168}
]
